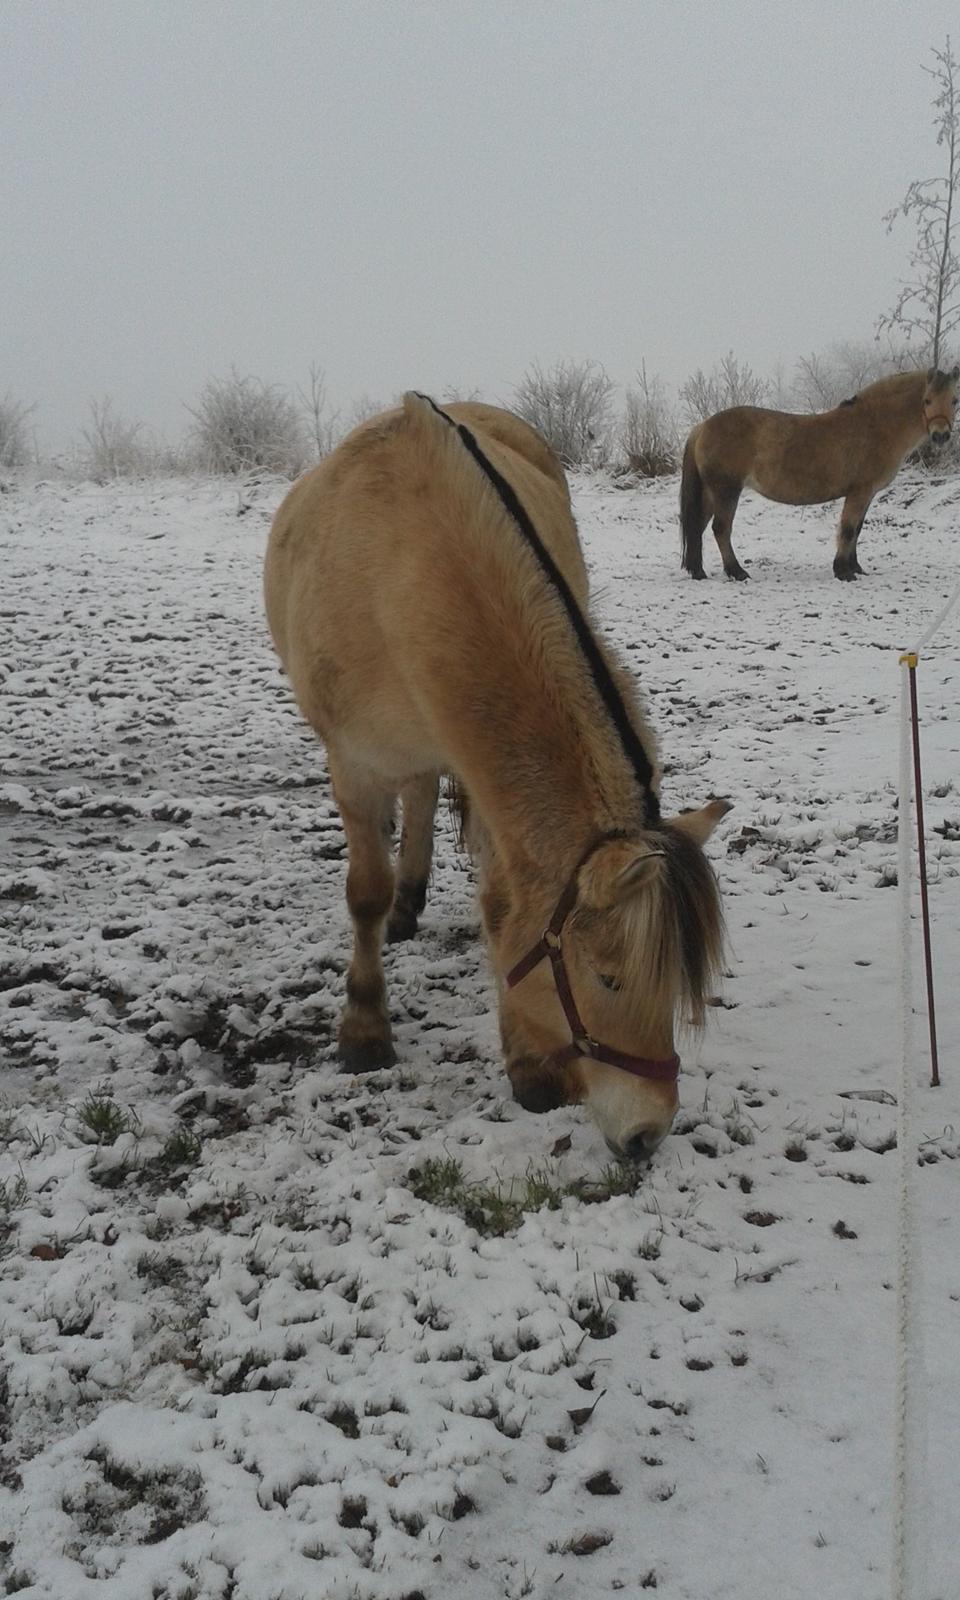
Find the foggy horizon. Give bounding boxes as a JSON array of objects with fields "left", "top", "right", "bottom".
[{"left": 3, "top": 0, "right": 957, "bottom": 452}]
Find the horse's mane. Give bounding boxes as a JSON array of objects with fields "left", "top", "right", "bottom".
[
  {"left": 409, "top": 392, "right": 661, "bottom": 824},
  {"left": 849, "top": 369, "right": 929, "bottom": 406}
]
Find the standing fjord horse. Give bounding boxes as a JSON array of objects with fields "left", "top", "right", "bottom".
[
  {"left": 680, "top": 365, "right": 959, "bottom": 581},
  {"left": 265, "top": 396, "right": 729, "bottom": 1161}
]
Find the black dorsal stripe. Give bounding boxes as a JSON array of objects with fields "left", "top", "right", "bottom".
[{"left": 415, "top": 392, "right": 660, "bottom": 821}]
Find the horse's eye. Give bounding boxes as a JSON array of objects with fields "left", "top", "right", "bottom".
[{"left": 598, "top": 972, "right": 621, "bottom": 992}]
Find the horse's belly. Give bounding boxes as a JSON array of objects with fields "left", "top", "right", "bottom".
[
  {"left": 743, "top": 470, "right": 798, "bottom": 503},
  {"left": 746, "top": 470, "right": 837, "bottom": 508}
]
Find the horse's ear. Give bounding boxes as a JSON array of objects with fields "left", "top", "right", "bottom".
[{"left": 666, "top": 797, "right": 733, "bottom": 846}]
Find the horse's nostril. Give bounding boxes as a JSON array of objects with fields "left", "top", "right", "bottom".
[{"left": 623, "top": 1131, "right": 657, "bottom": 1164}]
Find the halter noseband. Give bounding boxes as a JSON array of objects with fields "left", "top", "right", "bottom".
[
  {"left": 922, "top": 394, "right": 954, "bottom": 436},
  {"left": 504, "top": 837, "right": 680, "bottom": 1084},
  {"left": 924, "top": 408, "right": 953, "bottom": 432}
]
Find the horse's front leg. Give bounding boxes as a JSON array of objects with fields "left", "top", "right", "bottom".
[
  {"left": 834, "top": 490, "right": 872, "bottom": 580},
  {"left": 330, "top": 757, "right": 397, "bottom": 1070}
]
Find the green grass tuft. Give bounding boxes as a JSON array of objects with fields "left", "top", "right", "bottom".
[
  {"left": 408, "top": 1154, "right": 645, "bottom": 1236},
  {"left": 156, "top": 1128, "right": 203, "bottom": 1171},
  {"left": 76, "top": 1093, "right": 129, "bottom": 1145}
]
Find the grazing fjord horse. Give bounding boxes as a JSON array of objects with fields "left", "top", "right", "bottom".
[
  {"left": 680, "top": 365, "right": 959, "bottom": 581},
  {"left": 265, "top": 396, "right": 728, "bottom": 1161}
]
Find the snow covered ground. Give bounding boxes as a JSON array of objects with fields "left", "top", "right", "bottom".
[{"left": 1, "top": 464, "right": 959, "bottom": 1600}]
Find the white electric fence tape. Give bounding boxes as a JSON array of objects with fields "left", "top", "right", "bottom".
[
  {"left": 892, "top": 577, "right": 960, "bottom": 1600},
  {"left": 892, "top": 659, "right": 923, "bottom": 1600}
]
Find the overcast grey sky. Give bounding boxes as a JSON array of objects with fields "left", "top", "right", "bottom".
[{"left": 3, "top": 0, "right": 957, "bottom": 449}]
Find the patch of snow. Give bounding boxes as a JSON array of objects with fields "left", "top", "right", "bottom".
[{"left": 0, "top": 470, "right": 957, "bottom": 1598}]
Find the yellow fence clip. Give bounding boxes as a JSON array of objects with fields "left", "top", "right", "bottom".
[{"left": 899, "top": 652, "right": 918, "bottom": 668}]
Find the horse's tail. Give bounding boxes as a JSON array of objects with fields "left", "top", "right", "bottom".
[{"left": 679, "top": 428, "right": 707, "bottom": 576}]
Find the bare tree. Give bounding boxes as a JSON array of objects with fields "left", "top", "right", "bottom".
[
  {"left": 441, "top": 384, "right": 482, "bottom": 404},
  {"left": 678, "top": 351, "right": 769, "bottom": 427},
  {"left": 80, "top": 397, "right": 148, "bottom": 481},
  {"left": 0, "top": 394, "right": 36, "bottom": 473},
  {"left": 345, "top": 394, "right": 388, "bottom": 430},
  {"left": 618, "top": 362, "right": 678, "bottom": 476},
  {"left": 767, "top": 359, "right": 793, "bottom": 410},
  {"left": 298, "top": 362, "right": 342, "bottom": 458},
  {"left": 792, "top": 350, "right": 842, "bottom": 411},
  {"left": 512, "top": 359, "right": 614, "bottom": 466},
  {"left": 878, "top": 37, "right": 960, "bottom": 367},
  {"left": 792, "top": 339, "right": 911, "bottom": 411}
]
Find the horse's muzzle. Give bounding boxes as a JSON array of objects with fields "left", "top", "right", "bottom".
[
  {"left": 931, "top": 427, "right": 951, "bottom": 446},
  {"left": 606, "top": 1129, "right": 664, "bottom": 1165}
]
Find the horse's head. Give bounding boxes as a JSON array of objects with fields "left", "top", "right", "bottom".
[
  {"left": 490, "top": 798, "right": 729, "bottom": 1162},
  {"left": 923, "top": 365, "right": 960, "bottom": 446}
]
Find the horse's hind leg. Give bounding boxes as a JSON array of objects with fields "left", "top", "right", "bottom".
[
  {"left": 681, "top": 485, "right": 712, "bottom": 579},
  {"left": 329, "top": 756, "right": 397, "bottom": 1070},
  {"left": 387, "top": 771, "right": 440, "bottom": 942},
  {"left": 711, "top": 482, "right": 749, "bottom": 580},
  {"left": 833, "top": 489, "right": 873, "bottom": 580}
]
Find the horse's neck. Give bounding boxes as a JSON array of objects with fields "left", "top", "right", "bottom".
[
  {"left": 421, "top": 516, "right": 654, "bottom": 881},
  {"left": 444, "top": 665, "right": 643, "bottom": 882},
  {"left": 864, "top": 380, "right": 926, "bottom": 450}
]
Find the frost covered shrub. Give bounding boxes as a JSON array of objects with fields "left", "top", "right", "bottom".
[
  {"left": 679, "top": 352, "right": 769, "bottom": 427},
  {"left": 791, "top": 339, "right": 911, "bottom": 411},
  {"left": 80, "top": 397, "right": 150, "bottom": 481},
  {"left": 77, "top": 399, "right": 199, "bottom": 481},
  {"left": 619, "top": 364, "right": 678, "bottom": 476},
  {"left": 512, "top": 359, "right": 615, "bottom": 467},
  {"left": 0, "top": 394, "right": 35, "bottom": 472},
  {"left": 189, "top": 371, "right": 307, "bottom": 477}
]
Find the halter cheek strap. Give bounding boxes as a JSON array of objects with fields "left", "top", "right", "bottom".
[{"left": 504, "top": 839, "right": 681, "bottom": 1085}]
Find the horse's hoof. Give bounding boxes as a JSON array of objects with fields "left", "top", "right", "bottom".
[
  {"left": 725, "top": 566, "right": 749, "bottom": 581},
  {"left": 386, "top": 910, "right": 418, "bottom": 943},
  {"left": 338, "top": 1036, "right": 396, "bottom": 1073},
  {"left": 684, "top": 567, "right": 707, "bottom": 580},
  {"left": 833, "top": 566, "right": 858, "bottom": 582},
  {"left": 386, "top": 879, "right": 427, "bottom": 943}
]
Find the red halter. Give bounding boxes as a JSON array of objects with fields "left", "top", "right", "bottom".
[{"left": 504, "top": 838, "right": 680, "bottom": 1084}]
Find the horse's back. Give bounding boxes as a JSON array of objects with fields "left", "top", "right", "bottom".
[
  {"left": 265, "top": 400, "right": 578, "bottom": 650},
  {"left": 442, "top": 402, "right": 572, "bottom": 505},
  {"left": 263, "top": 397, "right": 583, "bottom": 771}
]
